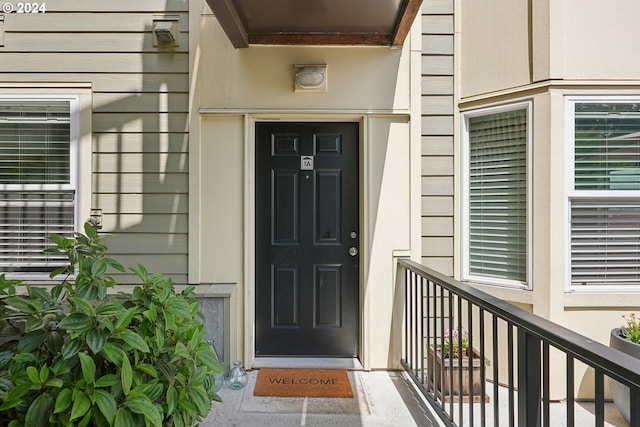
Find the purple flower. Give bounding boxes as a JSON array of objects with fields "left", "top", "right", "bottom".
[{"left": 442, "top": 327, "right": 469, "bottom": 357}]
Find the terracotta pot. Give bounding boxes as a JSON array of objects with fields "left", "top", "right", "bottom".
[{"left": 608, "top": 328, "right": 640, "bottom": 423}]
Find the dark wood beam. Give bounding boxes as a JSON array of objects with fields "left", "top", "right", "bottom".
[
  {"left": 392, "top": 0, "right": 423, "bottom": 46},
  {"left": 248, "top": 33, "right": 392, "bottom": 46},
  {"left": 206, "top": 0, "right": 249, "bottom": 48},
  {"left": 207, "top": 0, "right": 423, "bottom": 48}
]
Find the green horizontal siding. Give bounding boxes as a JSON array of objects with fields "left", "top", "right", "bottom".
[
  {"left": 0, "top": 2, "right": 190, "bottom": 283},
  {"left": 421, "top": 0, "right": 455, "bottom": 276}
]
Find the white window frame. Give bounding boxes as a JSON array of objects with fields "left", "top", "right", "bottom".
[
  {"left": 461, "top": 101, "right": 533, "bottom": 289},
  {"left": 565, "top": 95, "right": 640, "bottom": 293},
  {"left": 0, "top": 94, "right": 83, "bottom": 281}
]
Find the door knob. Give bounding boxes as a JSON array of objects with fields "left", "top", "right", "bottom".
[{"left": 349, "top": 247, "right": 358, "bottom": 256}]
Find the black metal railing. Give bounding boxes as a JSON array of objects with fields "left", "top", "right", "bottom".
[{"left": 397, "top": 259, "right": 640, "bottom": 427}]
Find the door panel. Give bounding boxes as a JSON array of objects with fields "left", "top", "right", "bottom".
[
  {"left": 273, "top": 266, "right": 298, "bottom": 326},
  {"left": 256, "top": 122, "right": 359, "bottom": 356},
  {"left": 315, "top": 171, "right": 341, "bottom": 244},
  {"left": 314, "top": 265, "right": 341, "bottom": 327},
  {"left": 273, "top": 171, "right": 298, "bottom": 243}
]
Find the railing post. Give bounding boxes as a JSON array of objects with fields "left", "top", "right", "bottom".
[
  {"left": 394, "top": 261, "right": 408, "bottom": 370},
  {"left": 631, "top": 387, "right": 640, "bottom": 427},
  {"left": 518, "top": 329, "right": 541, "bottom": 427}
]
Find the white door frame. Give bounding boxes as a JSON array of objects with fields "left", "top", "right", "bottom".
[{"left": 243, "top": 113, "right": 368, "bottom": 368}]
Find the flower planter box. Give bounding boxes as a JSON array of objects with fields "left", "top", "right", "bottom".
[{"left": 429, "top": 346, "right": 490, "bottom": 403}]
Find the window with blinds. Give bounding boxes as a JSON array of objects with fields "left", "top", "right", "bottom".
[
  {"left": 465, "top": 106, "right": 528, "bottom": 286},
  {"left": 0, "top": 100, "right": 76, "bottom": 276},
  {"left": 571, "top": 101, "right": 640, "bottom": 288}
]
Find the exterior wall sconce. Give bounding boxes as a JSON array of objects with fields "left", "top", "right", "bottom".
[
  {"left": 153, "top": 15, "right": 180, "bottom": 47},
  {"left": 294, "top": 64, "right": 327, "bottom": 92},
  {"left": 88, "top": 208, "right": 103, "bottom": 229}
]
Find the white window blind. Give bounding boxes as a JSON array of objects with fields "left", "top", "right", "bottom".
[
  {"left": 575, "top": 103, "right": 640, "bottom": 191},
  {"left": 571, "top": 200, "right": 640, "bottom": 286},
  {"left": 467, "top": 107, "right": 528, "bottom": 284},
  {"left": 0, "top": 101, "right": 71, "bottom": 183},
  {"left": 0, "top": 100, "right": 75, "bottom": 275},
  {"left": 571, "top": 102, "right": 640, "bottom": 288}
]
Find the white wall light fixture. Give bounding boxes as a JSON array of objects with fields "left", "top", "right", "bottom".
[
  {"left": 153, "top": 15, "right": 180, "bottom": 47},
  {"left": 294, "top": 64, "right": 328, "bottom": 92},
  {"left": 88, "top": 208, "right": 103, "bottom": 230}
]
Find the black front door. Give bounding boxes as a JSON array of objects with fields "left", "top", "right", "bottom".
[{"left": 255, "top": 122, "right": 359, "bottom": 357}]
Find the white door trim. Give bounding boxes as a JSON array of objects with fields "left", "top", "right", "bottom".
[{"left": 243, "top": 114, "right": 367, "bottom": 368}]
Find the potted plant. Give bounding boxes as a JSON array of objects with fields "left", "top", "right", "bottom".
[
  {"left": 0, "top": 223, "right": 223, "bottom": 427},
  {"left": 429, "top": 327, "right": 489, "bottom": 402},
  {"left": 609, "top": 313, "right": 640, "bottom": 424}
]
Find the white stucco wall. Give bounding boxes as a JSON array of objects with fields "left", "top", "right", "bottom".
[
  {"left": 560, "top": 0, "right": 640, "bottom": 80},
  {"left": 462, "top": 0, "right": 640, "bottom": 96},
  {"left": 189, "top": 5, "right": 421, "bottom": 369},
  {"left": 456, "top": 0, "right": 640, "bottom": 399},
  {"left": 459, "top": 0, "right": 530, "bottom": 98},
  {"left": 195, "top": 8, "right": 409, "bottom": 112}
]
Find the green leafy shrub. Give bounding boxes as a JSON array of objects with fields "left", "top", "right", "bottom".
[
  {"left": 622, "top": 313, "right": 640, "bottom": 345},
  {"left": 442, "top": 327, "right": 468, "bottom": 358},
  {"left": 0, "top": 223, "right": 222, "bottom": 427}
]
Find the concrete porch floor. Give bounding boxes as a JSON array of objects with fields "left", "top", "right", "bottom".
[
  {"left": 447, "top": 383, "right": 629, "bottom": 427},
  {"left": 202, "top": 368, "right": 630, "bottom": 427},
  {"left": 202, "top": 369, "right": 437, "bottom": 426}
]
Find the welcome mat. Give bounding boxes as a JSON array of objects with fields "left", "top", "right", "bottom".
[{"left": 254, "top": 368, "right": 354, "bottom": 398}]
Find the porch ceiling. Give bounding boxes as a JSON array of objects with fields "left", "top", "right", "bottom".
[{"left": 206, "top": 0, "right": 423, "bottom": 48}]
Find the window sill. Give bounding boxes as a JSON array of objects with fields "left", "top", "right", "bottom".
[
  {"left": 464, "top": 281, "right": 533, "bottom": 306},
  {"left": 564, "top": 292, "right": 640, "bottom": 309}
]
